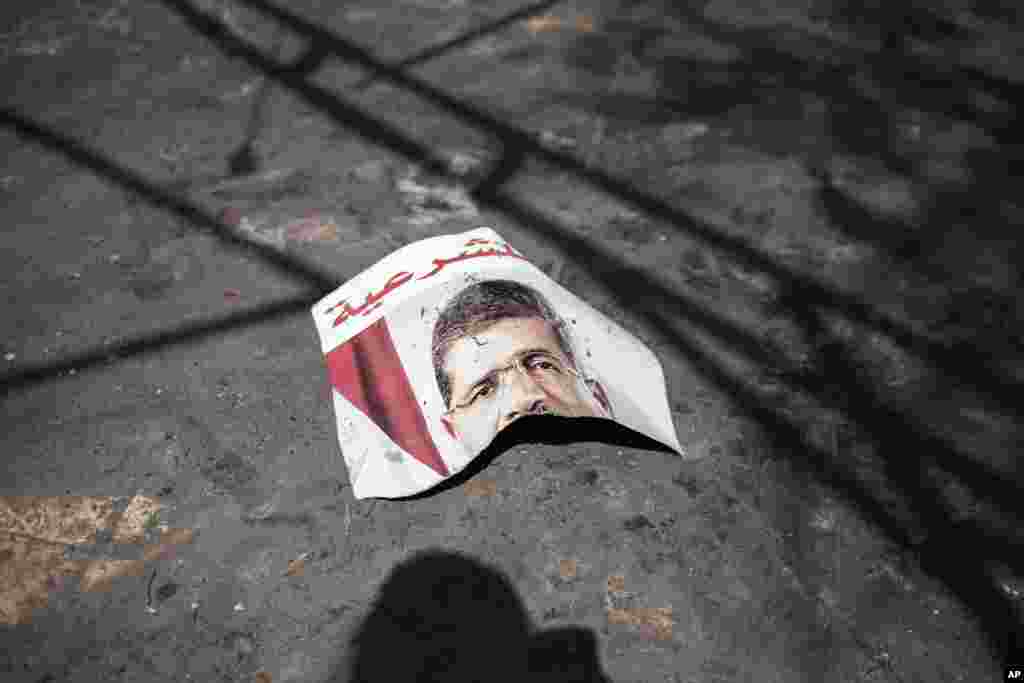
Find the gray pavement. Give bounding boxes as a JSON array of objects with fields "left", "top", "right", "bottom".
[{"left": 2, "top": 1, "right": 1021, "bottom": 681}]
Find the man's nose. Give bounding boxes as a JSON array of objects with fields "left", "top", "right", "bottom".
[{"left": 500, "top": 371, "right": 548, "bottom": 428}]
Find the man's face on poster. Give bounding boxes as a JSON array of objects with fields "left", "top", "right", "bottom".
[{"left": 439, "top": 317, "right": 611, "bottom": 453}]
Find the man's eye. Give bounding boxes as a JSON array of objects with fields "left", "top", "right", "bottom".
[
  {"left": 525, "top": 355, "right": 560, "bottom": 372},
  {"left": 469, "top": 382, "right": 495, "bottom": 402}
]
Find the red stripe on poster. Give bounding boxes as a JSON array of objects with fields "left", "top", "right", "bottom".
[{"left": 324, "top": 319, "right": 449, "bottom": 478}]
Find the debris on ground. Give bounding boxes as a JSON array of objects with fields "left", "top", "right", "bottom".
[
  {"left": 464, "top": 480, "right": 498, "bottom": 497},
  {"left": 143, "top": 528, "right": 195, "bottom": 563},
  {"left": 558, "top": 558, "right": 577, "bottom": 579},
  {"left": 603, "top": 574, "right": 673, "bottom": 639},
  {"left": 283, "top": 213, "right": 340, "bottom": 242},
  {"left": 538, "top": 130, "right": 577, "bottom": 151},
  {"left": 219, "top": 77, "right": 263, "bottom": 103},
  {"left": 1, "top": 0, "right": 1016, "bottom": 679},
  {"left": 525, "top": 15, "right": 595, "bottom": 34},
  {"left": 0, "top": 496, "right": 196, "bottom": 622},
  {"left": 115, "top": 495, "right": 165, "bottom": 544},
  {"left": 233, "top": 214, "right": 287, "bottom": 249},
  {"left": 662, "top": 122, "right": 710, "bottom": 145},
  {"left": 284, "top": 552, "right": 311, "bottom": 577},
  {"left": 661, "top": 122, "right": 710, "bottom": 160},
  {"left": 79, "top": 558, "right": 147, "bottom": 592},
  {"left": 9, "top": 36, "right": 72, "bottom": 57},
  {"left": 349, "top": 160, "right": 390, "bottom": 184},
  {"left": 394, "top": 166, "right": 479, "bottom": 226},
  {"left": 444, "top": 149, "right": 490, "bottom": 181},
  {"left": 607, "top": 606, "right": 674, "bottom": 640}
]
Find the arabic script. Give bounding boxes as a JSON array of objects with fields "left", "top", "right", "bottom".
[{"left": 325, "top": 238, "right": 527, "bottom": 328}]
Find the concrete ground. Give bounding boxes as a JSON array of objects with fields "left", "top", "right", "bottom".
[{"left": 1, "top": 0, "right": 1022, "bottom": 681}]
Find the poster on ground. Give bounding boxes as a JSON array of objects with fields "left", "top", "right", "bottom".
[{"left": 311, "top": 227, "right": 682, "bottom": 499}]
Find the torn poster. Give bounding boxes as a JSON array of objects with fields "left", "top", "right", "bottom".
[{"left": 311, "top": 227, "right": 682, "bottom": 499}]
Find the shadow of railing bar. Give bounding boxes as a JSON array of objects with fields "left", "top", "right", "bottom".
[
  {"left": 684, "top": 312, "right": 1023, "bottom": 663},
  {"left": 176, "top": 0, "right": 1024, "bottom": 423},
  {"left": 671, "top": 5, "right": 1020, "bottom": 146},
  {"left": 0, "top": 294, "right": 318, "bottom": 396},
  {"left": 161, "top": 0, "right": 1023, "bottom": 663},
  {"left": 0, "top": 107, "right": 343, "bottom": 395},
  {"left": 12, "top": 90, "right": 1018, "bottom": 535},
  {"left": 132, "top": 0, "right": 1024, "bottom": 525},
  {"left": 0, "top": 108, "right": 341, "bottom": 295},
  {"left": 475, "top": 182, "right": 1024, "bottom": 523},
  {"left": 0, "top": 3, "right": 1013, "bottom": 662},
  {"left": 485, "top": 190, "right": 1024, "bottom": 659},
  {"left": 4, "top": 3, "right": 1015, "bottom": 535},
  {"left": 351, "top": 0, "right": 565, "bottom": 91}
]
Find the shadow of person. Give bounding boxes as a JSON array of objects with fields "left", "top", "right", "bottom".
[{"left": 341, "top": 549, "right": 610, "bottom": 683}]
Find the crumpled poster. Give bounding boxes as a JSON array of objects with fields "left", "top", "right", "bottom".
[{"left": 311, "top": 227, "right": 682, "bottom": 499}]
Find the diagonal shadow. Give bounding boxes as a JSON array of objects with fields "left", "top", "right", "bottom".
[
  {"left": 0, "top": 293, "right": 319, "bottom": 397},
  {"left": 552, "top": 3, "right": 1019, "bottom": 304},
  {"left": 0, "top": 0, "right": 1009, "bottom": 562},
  {"left": 0, "top": 108, "right": 340, "bottom": 294},
  {"left": 152, "top": 0, "right": 1023, "bottom": 661},
  {"left": 350, "top": 0, "right": 565, "bottom": 91},
  {"left": 153, "top": 0, "right": 1024, "bottom": 518},
  {"left": 0, "top": 0, "right": 1013, "bottom": 552},
  {"left": 0, "top": 107, "right": 344, "bottom": 396},
  {"left": 175, "top": 0, "right": 1024, "bottom": 429},
  {"left": 227, "top": 23, "right": 288, "bottom": 177},
  {"left": 3, "top": 0, "right": 1013, "bottom": 538},
  {"left": 0, "top": 0, "right": 1019, "bottom": 663},
  {"left": 664, "top": 5, "right": 1021, "bottom": 149}
]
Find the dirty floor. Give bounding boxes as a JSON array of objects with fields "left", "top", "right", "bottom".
[{"left": 1, "top": 0, "right": 1022, "bottom": 681}]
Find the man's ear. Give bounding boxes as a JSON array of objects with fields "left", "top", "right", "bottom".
[
  {"left": 441, "top": 413, "right": 458, "bottom": 439},
  {"left": 587, "top": 379, "right": 612, "bottom": 417}
]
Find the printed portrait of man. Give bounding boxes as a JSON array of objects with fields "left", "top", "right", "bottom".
[{"left": 431, "top": 279, "right": 614, "bottom": 454}]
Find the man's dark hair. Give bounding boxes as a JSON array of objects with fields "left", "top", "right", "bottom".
[{"left": 432, "top": 280, "right": 576, "bottom": 408}]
